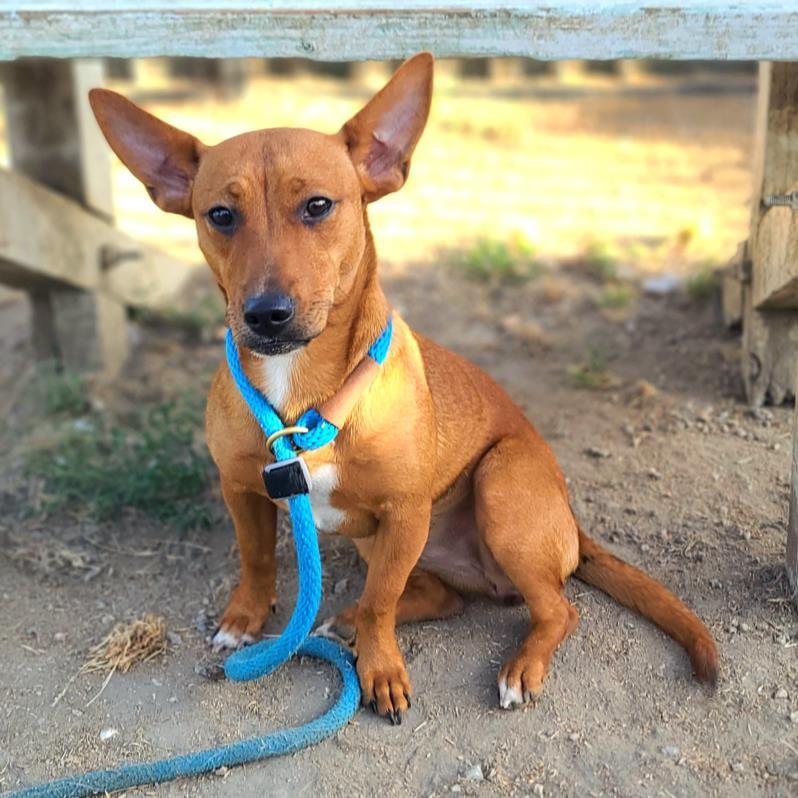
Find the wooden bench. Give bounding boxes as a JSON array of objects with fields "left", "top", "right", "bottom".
[{"left": 2, "top": 1, "right": 798, "bottom": 598}]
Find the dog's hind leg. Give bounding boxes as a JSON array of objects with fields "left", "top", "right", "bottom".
[{"left": 473, "top": 433, "right": 580, "bottom": 708}]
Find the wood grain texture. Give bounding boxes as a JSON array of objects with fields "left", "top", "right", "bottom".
[
  {"left": 0, "top": 167, "right": 197, "bottom": 310},
  {"left": 1, "top": 2, "right": 798, "bottom": 61},
  {"left": 750, "top": 63, "right": 798, "bottom": 310}
]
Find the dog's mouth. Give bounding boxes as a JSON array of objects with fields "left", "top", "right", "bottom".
[
  {"left": 246, "top": 338, "right": 312, "bottom": 357},
  {"left": 236, "top": 329, "right": 316, "bottom": 357}
]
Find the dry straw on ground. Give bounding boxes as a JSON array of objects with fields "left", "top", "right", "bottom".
[{"left": 82, "top": 614, "right": 167, "bottom": 675}]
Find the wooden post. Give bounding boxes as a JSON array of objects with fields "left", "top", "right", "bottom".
[
  {"left": 432, "top": 59, "right": 463, "bottom": 85},
  {"left": 744, "top": 61, "right": 798, "bottom": 605},
  {"left": 553, "top": 60, "right": 586, "bottom": 84},
  {"left": 131, "top": 57, "right": 172, "bottom": 91},
  {"left": 1, "top": 58, "right": 129, "bottom": 376},
  {"left": 743, "top": 62, "right": 798, "bottom": 406},
  {"left": 488, "top": 58, "right": 526, "bottom": 84},
  {"left": 348, "top": 60, "right": 392, "bottom": 89},
  {"left": 721, "top": 241, "right": 746, "bottom": 328},
  {"left": 789, "top": 383, "right": 798, "bottom": 604},
  {"left": 616, "top": 60, "right": 647, "bottom": 83},
  {"left": 169, "top": 57, "right": 249, "bottom": 99}
]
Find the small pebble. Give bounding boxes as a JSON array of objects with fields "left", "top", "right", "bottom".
[
  {"left": 533, "top": 785, "right": 545, "bottom": 797},
  {"left": 789, "top": 711, "right": 798, "bottom": 724},
  {"left": 740, "top": 623, "right": 750, "bottom": 633},
  {"left": 53, "top": 632, "right": 66, "bottom": 643},
  {"left": 451, "top": 786, "right": 462, "bottom": 794},
  {"left": 731, "top": 762, "right": 745, "bottom": 773},
  {"left": 99, "top": 728, "right": 118, "bottom": 742},
  {"left": 464, "top": 764, "right": 484, "bottom": 782},
  {"left": 774, "top": 688, "right": 788, "bottom": 700},
  {"left": 584, "top": 447, "right": 611, "bottom": 459},
  {"left": 662, "top": 746, "right": 681, "bottom": 758},
  {"left": 643, "top": 274, "right": 681, "bottom": 296}
]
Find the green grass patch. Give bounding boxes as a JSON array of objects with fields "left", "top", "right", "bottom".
[
  {"left": 25, "top": 399, "right": 213, "bottom": 529},
  {"left": 566, "top": 350, "right": 619, "bottom": 390},
  {"left": 685, "top": 264, "right": 720, "bottom": 303},
  {"left": 35, "top": 362, "right": 90, "bottom": 417},
  {"left": 448, "top": 235, "right": 541, "bottom": 284},
  {"left": 597, "top": 284, "right": 634, "bottom": 309},
  {"left": 585, "top": 242, "right": 618, "bottom": 282}
]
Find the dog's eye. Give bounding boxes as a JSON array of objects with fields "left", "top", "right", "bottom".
[
  {"left": 207, "top": 206, "right": 236, "bottom": 232},
  {"left": 302, "top": 197, "right": 334, "bottom": 222}
]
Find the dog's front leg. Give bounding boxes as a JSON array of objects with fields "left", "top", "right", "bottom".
[
  {"left": 212, "top": 478, "right": 278, "bottom": 650},
  {"left": 355, "top": 498, "right": 431, "bottom": 723}
]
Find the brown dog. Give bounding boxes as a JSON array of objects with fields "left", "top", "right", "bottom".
[{"left": 89, "top": 53, "right": 718, "bottom": 723}]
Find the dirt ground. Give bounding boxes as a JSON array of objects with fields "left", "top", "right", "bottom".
[{"left": 2, "top": 70, "right": 798, "bottom": 797}]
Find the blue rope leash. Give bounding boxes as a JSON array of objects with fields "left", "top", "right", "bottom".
[
  {"left": 6, "top": 639, "right": 360, "bottom": 798},
  {"left": 4, "top": 320, "right": 393, "bottom": 798}
]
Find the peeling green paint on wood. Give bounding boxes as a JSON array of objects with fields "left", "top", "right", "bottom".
[{"left": 0, "top": 2, "right": 797, "bottom": 61}]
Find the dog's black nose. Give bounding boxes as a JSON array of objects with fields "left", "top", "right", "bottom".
[{"left": 243, "top": 293, "right": 295, "bottom": 336}]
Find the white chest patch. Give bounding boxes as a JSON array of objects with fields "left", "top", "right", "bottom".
[
  {"left": 259, "top": 351, "right": 298, "bottom": 413},
  {"left": 309, "top": 463, "right": 346, "bottom": 533}
]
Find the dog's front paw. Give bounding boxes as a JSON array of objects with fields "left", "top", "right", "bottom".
[
  {"left": 211, "top": 584, "right": 276, "bottom": 651},
  {"left": 356, "top": 639, "right": 412, "bottom": 725}
]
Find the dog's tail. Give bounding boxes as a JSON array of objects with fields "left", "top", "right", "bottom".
[{"left": 575, "top": 527, "right": 718, "bottom": 685}]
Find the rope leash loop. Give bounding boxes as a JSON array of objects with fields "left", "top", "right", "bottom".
[
  {"left": 4, "top": 321, "right": 393, "bottom": 797},
  {"left": 5, "top": 638, "right": 360, "bottom": 798}
]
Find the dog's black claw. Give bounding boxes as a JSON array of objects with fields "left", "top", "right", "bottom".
[
  {"left": 369, "top": 699, "right": 377, "bottom": 714},
  {"left": 387, "top": 710, "right": 397, "bottom": 726},
  {"left": 394, "top": 711, "right": 402, "bottom": 726},
  {"left": 406, "top": 695, "right": 411, "bottom": 709}
]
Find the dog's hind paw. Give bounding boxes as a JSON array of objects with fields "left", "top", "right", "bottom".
[
  {"left": 498, "top": 676, "right": 540, "bottom": 710},
  {"left": 314, "top": 616, "right": 356, "bottom": 648},
  {"left": 210, "top": 627, "right": 255, "bottom": 652}
]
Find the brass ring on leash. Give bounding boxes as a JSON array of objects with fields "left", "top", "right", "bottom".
[{"left": 266, "top": 425, "right": 309, "bottom": 452}]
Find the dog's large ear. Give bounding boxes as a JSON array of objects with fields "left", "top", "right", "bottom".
[
  {"left": 341, "top": 52, "right": 433, "bottom": 202},
  {"left": 88, "top": 89, "right": 204, "bottom": 217}
]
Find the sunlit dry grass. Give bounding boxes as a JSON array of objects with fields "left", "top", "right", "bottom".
[{"left": 0, "top": 63, "right": 755, "bottom": 276}]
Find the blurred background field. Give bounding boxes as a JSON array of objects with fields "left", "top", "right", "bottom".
[{"left": 0, "top": 56, "right": 756, "bottom": 276}]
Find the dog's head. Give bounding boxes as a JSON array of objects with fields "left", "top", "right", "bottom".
[{"left": 90, "top": 54, "right": 433, "bottom": 356}]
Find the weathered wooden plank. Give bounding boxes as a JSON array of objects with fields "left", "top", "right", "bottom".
[
  {"left": 2, "top": 59, "right": 112, "bottom": 218},
  {"left": 1, "top": 2, "right": 798, "bottom": 61},
  {"left": 742, "top": 62, "right": 798, "bottom": 406},
  {"left": 741, "top": 285, "right": 798, "bottom": 407},
  {"left": 748, "top": 63, "right": 798, "bottom": 310},
  {"left": 721, "top": 241, "right": 746, "bottom": 328},
  {"left": 0, "top": 167, "right": 197, "bottom": 310},
  {"left": 1, "top": 58, "right": 133, "bottom": 375}
]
